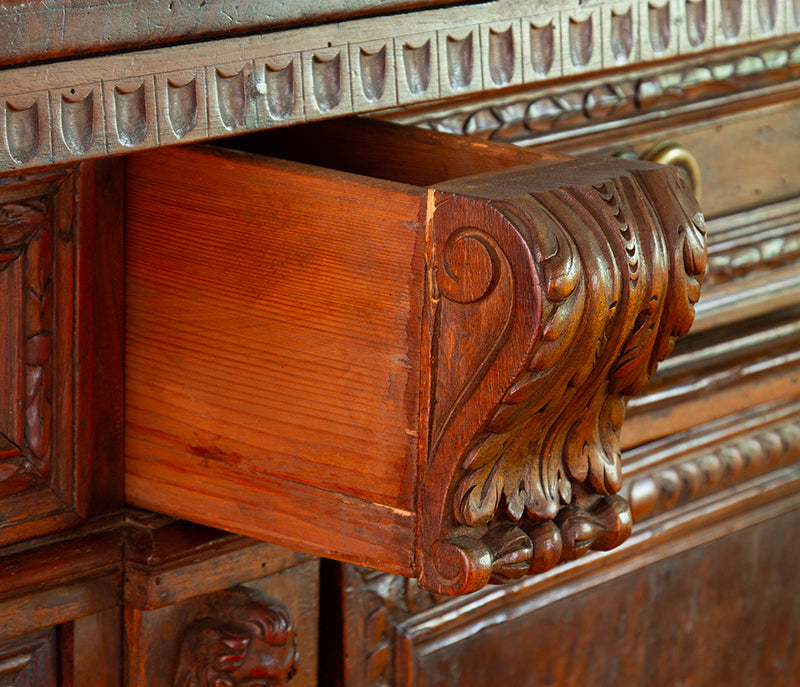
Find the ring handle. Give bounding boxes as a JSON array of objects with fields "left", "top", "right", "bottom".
[{"left": 644, "top": 141, "right": 703, "bottom": 202}]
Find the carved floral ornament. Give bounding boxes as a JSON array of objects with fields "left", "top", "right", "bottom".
[
  {"left": 418, "top": 157, "right": 706, "bottom": 595},
  {"left": 174, "top": 588, "right": 298, "bottom": 687}
]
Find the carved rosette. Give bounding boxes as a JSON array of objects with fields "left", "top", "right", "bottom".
[
  {"left": 174, "top": 587, "right": 298, "bottom": 687},
  {"left": 418, "top": 158, "right": 706, "bottom": 594}
]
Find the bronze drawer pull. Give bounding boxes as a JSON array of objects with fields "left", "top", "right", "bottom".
[{"left": 644, "top": 141, "right": 703, "bottom": 202}]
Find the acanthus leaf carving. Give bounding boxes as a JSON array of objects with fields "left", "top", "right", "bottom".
[{"left": 418, "top": 158, "right": 706, "bottom": 595}]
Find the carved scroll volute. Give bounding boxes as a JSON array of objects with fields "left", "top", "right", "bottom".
[
  {"left": 174, "top": 588, "right": 298, "bottom": 687},
  {"left": 417, "top": 159, "right": 706, "bottom": 595}
]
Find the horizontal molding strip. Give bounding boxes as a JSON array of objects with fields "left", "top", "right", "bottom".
[
  {"left": 623, "top": 399, "right": 800, "bottom": 520},
  {"left": 389, "top": 36, "right": 800, "bottom": 144},
  {"left": 1, "top": 0, "right": 799, "bottom": 171}
]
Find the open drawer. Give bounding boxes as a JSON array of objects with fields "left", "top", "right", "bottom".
[{"left": 124, "top": 119, "right": 705, "bottom": 595}]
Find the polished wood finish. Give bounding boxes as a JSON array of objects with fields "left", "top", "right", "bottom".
[
  {"left": 173, "top": 588, "right": 297, "bottom": 687},
  {"left": 125, "top": 538, "right": 319, "bottom": 687},
  {"left": 397, "top": 504, "right": 800, "bottom": 687},
  {"left": 3, "top": 0, "right": 792, "bottom": 174},
  {"left": 336, "top": 456, "right": 800, "bottom": 686},
  {"left": 418, "top": 153, "right": 704, "bottom": 593},
  {"left": 0, "top": 629, "right": 57, "bottom": 686}
]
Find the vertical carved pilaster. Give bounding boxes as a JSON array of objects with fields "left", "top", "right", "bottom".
[
  {"left": 418, "top": 158, "right": 706, "bottom": 594},
  {"left": 174, "top": 587, "right": 298, "bottom": 687},
  {"left": 341, "top": 566, "right": 441, "bottom": 687}
]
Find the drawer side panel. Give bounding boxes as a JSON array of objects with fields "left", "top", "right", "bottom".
[{"left": 125, "top": 146, "right": 425, "bottom": 570}]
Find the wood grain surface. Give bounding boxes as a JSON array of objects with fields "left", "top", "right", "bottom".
[
  {"left": 399, "top": 502, "right": 800, "bottom": 686},
  {"left": 125, "top": 143, "right": 426, "bottom": 572}
]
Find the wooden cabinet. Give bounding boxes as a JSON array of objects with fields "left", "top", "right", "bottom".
[{"left": 1, "top": 1, "right": 799, "bottom": 685}]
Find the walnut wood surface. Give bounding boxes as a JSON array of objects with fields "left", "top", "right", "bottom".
[
  {"left": 418, "top": 153, "right": 705, "bottom": 593},
  {"left": 173, "top": 588, "right": 297, "bottom": 687},
  {"left": 3, "top": 0, "right": 793, "bottom": 173},
  {"left": 127, "top": 562, "right": 320, "bottom": 687},
  {"left": 124, "top": 511, "right": 313, "bottom": 610},
  {"left": 336, "top": 461, "right": 800, "bottom": 687},
  {"left": 623, "top": 307, "right": 800, "bottom": 448},
  {"left": 401, "top": 503, "right": 800, "bottom": 686},
  {"left": 1, "top": 0, "right": 799, "bottom": 680},
  {"left": 0, "top": 628, "right": 57, "bottom": 686},
  {"left": 62, "top": 608, "right": 123, "bottom": 687}
]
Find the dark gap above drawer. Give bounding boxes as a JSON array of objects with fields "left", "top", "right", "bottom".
[{"left": 217, "top": 118, "right": 565, "bottom": 188}]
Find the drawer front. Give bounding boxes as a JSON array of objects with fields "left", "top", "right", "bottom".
[
  {"left": 339, "top": 506, "right": 800, "bottom": 687},
  {"left": 124, "top": 119, "right": 705, "bottom": 594},
  {"left": 564, "top": 99, "right": 800, "bottom": 221}
]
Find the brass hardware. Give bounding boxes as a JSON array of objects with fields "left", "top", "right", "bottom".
[{"left": 644, "top": 141, "right": 703, "bottom": 202}]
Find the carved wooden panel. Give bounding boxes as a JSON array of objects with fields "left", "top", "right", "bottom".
[
  {"left": 127, "top": 562, "right": 319, "bottom": 687},
  {"left": 337, "top": 398, "right": 800, "bottom": 686},
  {"left": 0, "top": 159, "right": 123, "bottom": 544},
  {"left": 174, "top": 588, "right": 297, "bottom": 687},
  {"left": 0, "top": 168, "right": 84, "bottom": 544},
  {"left": 0, "top": 629, "right": 57, "bottom": 687},
  {"left": 397, "top": 506, "right": 800, "bottom": 687}
]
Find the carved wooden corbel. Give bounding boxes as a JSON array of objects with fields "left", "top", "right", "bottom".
[
  {"left": 174, "top": 587, "right": 298, "bottom": 687},
  {"left": 418, "top": 157, "right": 706, "bottom": 594}
]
